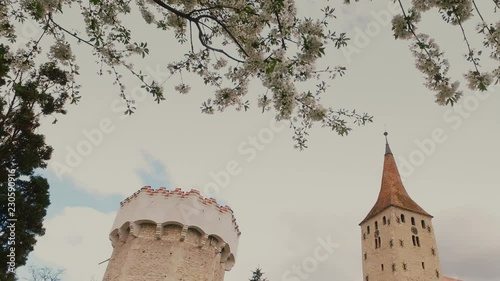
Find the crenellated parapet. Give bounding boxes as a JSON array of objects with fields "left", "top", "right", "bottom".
[
  {"left": 109, "top": 186, "right": 240, "bottom": 263},
  {"left": 120, "top": 187, "right": 237, "bottom": 226}
]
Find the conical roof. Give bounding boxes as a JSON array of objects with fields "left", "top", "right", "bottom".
[{"left": 360, "top": 135, "right": 432, "bottom": 225}]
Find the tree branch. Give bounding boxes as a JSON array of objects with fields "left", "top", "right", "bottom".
[
  {"left": 472, "top": 0, "right": 499, "bottom": 45},
  {"left": 151, "top": 0, "right": 249, "bottom": 60},
  {"left": 454, "top": 11, "right": 481, "bottom": 74},
  {"left": 193, "top": 21, "right": 244, "bottom": 63}
]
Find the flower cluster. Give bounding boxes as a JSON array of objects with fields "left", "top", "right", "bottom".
[
  {"left": 390, "top": 0, "right": 499, "bottom": 103},
  {"left": 49, "top": 41, "right": 73, "bottom": 64},
  {"left": 410, "top": 34, "right": 462, "bottom": 105},
  {"left": 2, "top": 0, "right": 367, "bottom": 149}
]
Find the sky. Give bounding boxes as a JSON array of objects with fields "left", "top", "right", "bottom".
[{"left": 9, "top": 1, "right": 500, "bottom": 281}]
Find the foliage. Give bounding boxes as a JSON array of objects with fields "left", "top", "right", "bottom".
[
  {"left": 346, "top": 0, "right": 499, "bottom": 106},
  {"left": 0, "top": 42, "right": 62, "bottom": 279},
  {"left": 0, "top": 1, "right": 497, "bottom": 146},
  {"left": 1, "top": 0, "right": 376, "bottom": 150},
  {"left": 250, "top": 267, "right": 268, "bottom": 281}
]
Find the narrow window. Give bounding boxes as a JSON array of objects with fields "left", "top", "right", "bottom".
[
  {"left": 375, "top": 221, "right": 378, "bottom": 230},
  {"left": 363, "top": 233, "right": 366, "bottom": 240},
  {"left": 399, "top": 239, "right": 404, "bottom": 247},
  {"left": 387, "top": 218, "right": 391, "bottom": 225},
  {"left": 412, "top": 235, "right": 416, "bottom": 246},
  {"left": 367, "top": 226, "right": 370, "bottom": 234},
  {"left": 392, "top": 263, "right": 396, "bottom": 272},
  {"left": 401, "top": 214, "right": 406, "bottom": 223},
  {"left": 436, "top": 270, "right": 440, "bottom": 278},
  {"left": 390, "top": 239, "right": 394, "bottom": 248},
  {"left": 422, "top": 262, "right": 425, "bottom": 269},
  {"left": 364, "top": 253, "right": 367, "bottom": 260},
  {"left": 365, "top": 275, "right": 369, "bottom": 281},
  {"left": 411, "top": 217, "right": 415, "bottom": 226},
  {"left": 383, "top": 216, "right": 387, "bottom": 225},
  {"left": 421, "top": 220, "right": 426, "bottom": 229},
  {"left": 402, "top": 262, "right": 407, "bottom": 271},
  {"left": 416, "top": 236, "right": 421, "bottom": 247},
  {"left": 378, "top": 236, "right": 381, "bottom": 248},
  {"left": 381, "top": 264, "right": 384, "bottom": 271},
  {"left": 374, "top": 239, "right": 378, "bottom": 249},
  {"left": 431, "top": 248, "right": 436, "bottom": 256}
]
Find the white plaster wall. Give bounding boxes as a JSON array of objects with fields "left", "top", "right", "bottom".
[{"left": 110, "top": 187, "right": 240, "bottom": 257}]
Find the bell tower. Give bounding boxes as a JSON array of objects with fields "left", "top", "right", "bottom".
[{"left": 359, "top": 133, "right": 442, "bottom": 281}]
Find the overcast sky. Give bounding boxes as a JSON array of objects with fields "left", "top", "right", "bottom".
[{"left": 11, "top": 1, "right": 500, "bottom": 281}]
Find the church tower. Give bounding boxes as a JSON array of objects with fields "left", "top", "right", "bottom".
[
  {"left": 360, "top": 134, "right": 442, "bottom": 281},
  {"left": 103, "top": 186, "right": 240, "bottom": 281}
]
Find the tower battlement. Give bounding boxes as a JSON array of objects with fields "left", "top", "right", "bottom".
[
  {"left": 104, "top": 186, "right": 241, "bottom": 280},
  {"left": 120, "top": 186, "right": 236, "bottom": 216},
  {"left": 109, "top": 186, "right": 240, "bottom": 259}
]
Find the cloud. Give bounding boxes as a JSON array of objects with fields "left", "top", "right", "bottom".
[
  {"left": 136, "top": 151, "right": 172, "bottom": 188},
  {"left": 39, "top": 170, "right": 123, "bottom": 219},
  {"left": 25, "top": 207, "right": 116, "bottom": 281}
]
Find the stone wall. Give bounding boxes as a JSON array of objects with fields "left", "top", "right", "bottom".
[
  {"left": 360, "top": 206, "right": 442, "bottom": 281},
  {"left": 103, "top": 223, "right": 231, "bottom": 281}
]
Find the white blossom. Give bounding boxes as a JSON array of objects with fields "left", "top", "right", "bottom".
[
  {"left": 49, "top": 41, "right": 73, "bottom": 64},
  {"left": 392, "top": 15, "right": 411, "bottom": 40},
  {"left": 465, "top": 71, "right": 492, "bottom": 91},
  {"left": 175, "top": 83, "right": 190, "bottom": 94}
]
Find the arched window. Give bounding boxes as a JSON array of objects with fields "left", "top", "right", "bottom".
[
  {"left": 421, "top": 220, "right": 426, "bottom": 229},
  {"left": 367, "top": 226, "right": 370, "bottom": 234},
  {"left": 411, "top": 217, "right": 415, "bottom": 225},
  {"left": 416, "top": 236, "right": 421, "bottom": 247},
  {"left": 381, "top": 264, "right": 384, "bottom": 271},
  {"left": 401, "top": 214, "right": 406, "bottom": 223},
  {"left": 374, "top": 239, "right": 378, "bottom": 249},
  {"left": 378, "top": 236, "right": 381, "bottom": 247},
  {"left": 412, "top": 235, "right": 416, "bottom": 246},
  {"left": 383, "top": 216, "right": 387, "bottom": 225},
  {"left": 375, "top": 221, "right": 378, "bottom": 230}
]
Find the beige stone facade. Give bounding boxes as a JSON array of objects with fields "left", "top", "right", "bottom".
[
  {"left": 103, "top": 187, "right": 240, "bottom": 281},
  {"left": 360, "top": 206, "right": 442, "bottom": 281}
]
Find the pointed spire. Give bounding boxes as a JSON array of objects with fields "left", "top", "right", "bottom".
[
  {"left": 360, "top": 136, "right": 431, "bottom": 225},
  {"left": 384, "top": 131, "right": 392, "bottom": 155}
]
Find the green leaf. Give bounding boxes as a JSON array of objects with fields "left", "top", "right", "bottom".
[{"left": 266, "top": 59, "right": 278, "bottom": 74}]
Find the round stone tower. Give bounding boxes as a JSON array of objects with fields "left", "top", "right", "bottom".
[{"left": 102, "top": 186, "right": 241, "bottom": 281}]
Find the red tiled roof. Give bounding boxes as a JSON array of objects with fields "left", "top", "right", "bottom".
[
  {"left": 443, "top": 277, "right": 464, "bottom": 281},
  {"left": 360, "top": 142, "right": 432, "bottom": 225}
]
